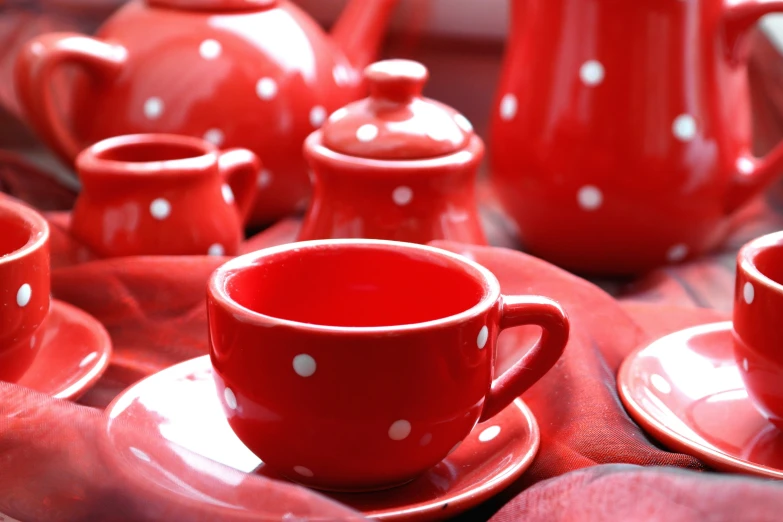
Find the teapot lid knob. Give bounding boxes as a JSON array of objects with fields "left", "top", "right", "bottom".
[{"left": 365, "top": 60, "right": 428, "bottom": 102}]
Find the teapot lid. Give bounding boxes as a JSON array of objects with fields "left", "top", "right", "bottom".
[{"left": 320, "top": 59, "right": 474, "bottom": 160}]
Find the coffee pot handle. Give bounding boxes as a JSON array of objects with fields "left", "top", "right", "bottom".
[
  {"left": 478, "top": 295, "right": 569, "bottom": 422},
  {"left": 14, "top": 33, "right": 127, "bottom": 164},
  {"left": 722, "top": 1, "right": 783, "bottom": 212},
  {"left": 218, "top": 148, "right": 261, "bottom": 225}
]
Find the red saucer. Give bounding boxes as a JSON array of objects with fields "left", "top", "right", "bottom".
[
  {"left": 105, "top": 355, "right": 540, "bottom": 521},
  {"left": 17, "top": 299, "right": 112, "bottom": 400},
  {"left": 618, "top": 321, "right": 783, "bottom": 479}
]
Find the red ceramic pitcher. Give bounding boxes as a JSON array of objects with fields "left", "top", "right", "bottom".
[
  {"left": 490, "top": 0, "right": 783, "bottom": 276},
  {"left": 14, "top": 0, "right": 397, "bottom": 226}
]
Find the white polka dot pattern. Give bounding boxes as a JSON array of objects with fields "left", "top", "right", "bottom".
[
  {"left": 392, "top": 186, "right": 413, "bottom": 206},
  {"left": 150, "top": 198, "right": 171, "bottom": 220},
  {"left": 388, "top": 420, "right": 411, "bottom": 440},
  {"left": 143, "top": 97, "right": 164, "bottom": 120},
  {"left": 256, "top": 77, "right": 278, "bottom": 100},
  {"left": 673, "top": 114, "right": 697, "bottom": 141},
  {"left": 667, "top": 244, "right": 688, "bottom": 262},
  {"left": 499, "top": 94, "right": 517, "bottom": 121},
  {"left": 356, "top": 124, "right": 379, "bottom": 142},
  {"left": 477, "top": 326, "right": 488, "bottom": 349},
  {"left": 224, "top": 387, "right": 237, "bottom": 410},
  {"left": 579, "top": 60, "right": 605, "bottom": 86},
  {"left": 293, "top": 466, "right": 314, "bottom": 477},
  {"left": 577, "top": 186, "right": 603, "bottom": 211},
  {"left": 16, "top": 284, "right": 31, "bottom": 307},
  {"left": 222, "top": 184, "right": 235, "bottom": 205},
  {"left": 478, "top": 425, "right": 501, "bottom": 442},
  {"left": 744, "top": 282, "right": 755, "bottom": 305},
  {"left": 293, "top": 354, "right": 316, "bottom": 377},
  {"left": 199, "top": 39, "right": 221, "bottom": 60}
]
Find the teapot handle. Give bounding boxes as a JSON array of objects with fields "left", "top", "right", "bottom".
[
  {"left": 723, "top": 1, "right": 783, "bottom": 212},
  {"left": 218, "top": 148, "right": 261, "bottom": 225},
  {"left": 14, "top": 33, "right": 127, "bottom": 164}
]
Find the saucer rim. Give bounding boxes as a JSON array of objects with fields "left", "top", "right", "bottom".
[
  {"left": 105, "top": 354, "right": 541, "bottom": 521},
  {"left": 17, "top": 298, "right": 112, "bottom": 400},
  {"left": 617, "top": 320, "right": 783, "bottom": 480},
  {"left": 366, "top": 397, "right": 540, "bottom": 521}
]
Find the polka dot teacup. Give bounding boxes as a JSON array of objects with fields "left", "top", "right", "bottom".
[
  {"left": 734, "top": 231, "right": 783, "bottom": 429},
  {"left": 70, "top": 134, "right": 260, "bottom": 258},
  {"left": 0, "top": 198, "right": 50, "bottom": 381},
  {"left": 206, "top": 239, "right": 569, "bottom": 492}
]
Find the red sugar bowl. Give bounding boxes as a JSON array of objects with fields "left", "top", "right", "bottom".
[{"left": 297, "top": 59, "right": 487, "bottom": 245}]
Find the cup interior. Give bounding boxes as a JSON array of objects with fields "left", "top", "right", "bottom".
[
  {"left": 224, "top": 244, "right": 490, "bottom": 327},
  {"left": 94, "top": 139, "right": 206, "bottom": 163},
  {"left": 751, "top": 245, "right": 783, "bottom": 288},
  {"left": 0, "top": 204, "right": 41, "bottom": 257}
]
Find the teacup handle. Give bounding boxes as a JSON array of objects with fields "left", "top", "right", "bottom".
[
  {"left": 218, "top": 148, "right": 261, "bottom": 224},
  {"left": 14, "top": 33, "right": 127, "bottom": 163},
  {"left": 479, "top": 295, "right": 569, "bottom": 422}
]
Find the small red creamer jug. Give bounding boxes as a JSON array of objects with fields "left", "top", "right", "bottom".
[{"left": 70, "top": 133, "right": 259, "bottom": 257}]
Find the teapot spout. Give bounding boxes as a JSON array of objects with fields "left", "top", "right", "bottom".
[{"left": 331, "top": 0, "right": 398, "bottom": 71}]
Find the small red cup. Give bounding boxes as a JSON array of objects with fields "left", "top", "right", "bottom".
[
  {"left": 734, "top": 231, "right": 783, "bottom": 429},
  {"left": 207, "top": 239, "right": 569, "bottom": 491},
  {"left": 0, "top": 198, "right": 50, "bottom": 381}
]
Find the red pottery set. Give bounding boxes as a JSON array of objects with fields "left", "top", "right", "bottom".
[{"left": 6, "top": 0, "right": 783, "bottom": 517}]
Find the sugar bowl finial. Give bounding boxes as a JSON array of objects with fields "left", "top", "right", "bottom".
[{"left": 364, "top": 59, "right": 429, "bottom": 102}]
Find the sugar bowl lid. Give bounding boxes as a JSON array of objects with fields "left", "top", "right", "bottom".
[{"left": 321, "top": 59, "right": 475, "bottom": 160}]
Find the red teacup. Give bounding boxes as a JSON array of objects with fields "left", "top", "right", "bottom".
[
  {"left": 207, "top": 239, "right": 569, "bottom": 491},
  {"left": 734, "top": 231, "right": 783, "bottom": 430},
  {"left": 0, "top": 198, "right": 50, "bottom": 381},
  {"left": 71, "top": 134, "right": 260, "bottom": 258}
]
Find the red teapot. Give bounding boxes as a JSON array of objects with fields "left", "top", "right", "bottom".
[
  {"left": 490, "top": 0, "right": 783, "bottom": 276},
  {"left": 14, "top": 0, "right": 397, "bottom": 226}
]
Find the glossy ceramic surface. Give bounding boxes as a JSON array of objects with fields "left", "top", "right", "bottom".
[
  {"left": 0, "top": 198, "right": 50, "bottom": 382},
  {"left": 733, "top": 231, "right": 783, "bottom": 429},
  {"left": 18, "top": 299, "right": 112, "bottom": 400},
  {"left": 70, "top": 134, "right": 259, "bottom": 257},
  {"left": 490, "top": 0, "right": 783, "bottom": 276},
  {"left": 14, "top": 0, "right": 397, "bottom": 225},
  {"left": 207, "top": 239, "right": 567, "bottom": 491},
  {"left": 298, "top": 60, "right": 487, "bottom": 245},
  {"left": 105, "top": 356, "right": 540, "bottom": 521},
  {"left": 618, "top": 321, "right": 783, "bottom": 479}
]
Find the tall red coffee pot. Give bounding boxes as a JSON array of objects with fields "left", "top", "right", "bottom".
[
  {"left": 490, "top": 0, "right": 783, "bottom": 276},
  {"left": 15, "top": 0, "right": 397, "bottom": 225}
]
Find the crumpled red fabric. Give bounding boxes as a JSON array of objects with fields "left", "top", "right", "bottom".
[{"left": 488, "top": 464, "right": 783, "bottom": 522}]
